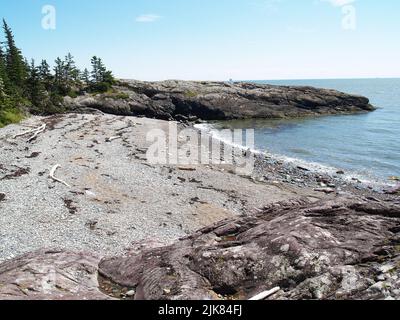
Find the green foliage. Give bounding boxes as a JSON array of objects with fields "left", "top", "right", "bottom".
[
  {"left": 80, "top": 68, "right": 90, "bottom": 86},
  {"left": 103, "top": 91, "right": 130, "bottom": 100},
  {"left": 0, "top": 19, "right": 116, "bottom": 118},
  {"left": 26, "top": 59, "right": 49, "bottom": 114},
  {"left": 38, "top": 59, "right": 53, "bottom": 90},
  {"left": 0, "top": 75, "right": 5, "bottom": 98},
  {"left": 88, "top": 56, "right": 114, "bottom": 92},
  {"left": 0, "top": 107, "right": 24, "bottom": 128},
  {"left": 3, "top": 19, "right": 28, "bottom": 89},
  {"left": 89, "top": 82, "right": 111, "bottom": 93},
  {"left": 184, "top": 90, "right": 198, "bottom": 98}
]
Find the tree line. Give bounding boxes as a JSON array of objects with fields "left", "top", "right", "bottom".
[{"left": 0, "top": 19, "right": 115, "bottom": 126}]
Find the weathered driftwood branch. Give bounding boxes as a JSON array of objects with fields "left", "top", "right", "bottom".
[
  {"left": 14, "top": 124, "right": 46, "bottom": 139},
  {"left": 248, "top": 287, "right": 280, "bottom": 301},
  {"left": 49, "top": 164, "right": 71, "bottom": 188},
  {"left": 26, "top": 124, "right": 46, "bottom": 143},
  {"left": 105, "top": 136, "right": 122, "bottom": 142}
]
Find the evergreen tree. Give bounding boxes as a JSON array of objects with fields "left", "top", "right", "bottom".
[
  {"left": 0, "top": 75, "right": 5, "bottom": 100},
  {"left": 2, "top": 19, "right": 27, "bottom": 89},
  {"left": 102, "top": 70, "right": 114, "bottom": 85},
  {"left": 38, "top": 59, "right": 53, "bottom": 90},
  {"left": 0, "top": 44, "right": 9, "bottom": 88},
  {"left": 90, "top": 56, "right": 114, "bottom": 92},
  {"left": 90, "top": 56, "right": 102, "bottom": 83},
  {"left": 53, "top": 57, "right": 66, "bottom": 92},
  {"left": 64, "top": 53, "right": 80, "bottom": 85},
  {"left": 1, "top": 19, "right": 117, "bottom": 123},
  {"left": 0, "top": 44, "right": 12, "bottom": 99},
  {"left": 38, "top": 59, "right": 51, "bottom": 80},
  {"left": 26, "top": 59, "right": 47, "bottom": 113},
  {"left": 81, "top": 68, "right": 90, "bottom": 86}
]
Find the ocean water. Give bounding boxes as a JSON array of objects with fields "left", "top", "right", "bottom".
[{"left": 211, "top": 78, "right": 400, "bottom": 185}]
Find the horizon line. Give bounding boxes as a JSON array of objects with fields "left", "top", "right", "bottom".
[{"left": 118, "top": 76, "right": 400, "bottom": 82}]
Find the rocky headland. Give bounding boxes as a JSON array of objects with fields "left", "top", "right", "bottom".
[{"left": 65, "top": 80, "right": 375, "bottom": 121}]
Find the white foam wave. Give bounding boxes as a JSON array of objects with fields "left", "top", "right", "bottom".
[{"left": 194, "top": 123, "right": 395, "bottom": 189}]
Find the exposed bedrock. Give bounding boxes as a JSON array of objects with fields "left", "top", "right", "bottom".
[
  {"left": 64, "top": 80, "right": 375, "bottom": 121},
  {"left": 1, "top": 196, "right": 399, "bottom": 300}
]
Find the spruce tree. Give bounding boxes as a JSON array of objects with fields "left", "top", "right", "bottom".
[
  {"left": 0, "top": 44, "right": 10, "bottom": 93},
  {"left": 0, "top": 75, "right": 5, "bottom": 100},
  {"left": 64, "top": 53, "right": 80, "bottom": 85},
  {"left": 26, "top": 59, "right": 47, "bottom": 113},
  {"left": 38, "top": 59, "right": 53, "bottom": 90},
  {"left": 90, "top": 56, "right": 101, "bottom": 83},
  {"left": 90, "top": 56, "right": 114, "bottom": 92},
  {"left": 38, "top": 59, "right": 51, "bottom": 80},
  {"left": 2, "top": 19, "right": 27, "bottom": 89},
  {"left": 81, "top": 68, "right": 90, "bottom": 86},
  {"left": 53, "top": 57, "right": 66, "bottom": 93}
]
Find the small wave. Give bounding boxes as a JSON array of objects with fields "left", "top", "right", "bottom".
[{"left": 194, "top": 123, "right": 395, "bottom": 189}]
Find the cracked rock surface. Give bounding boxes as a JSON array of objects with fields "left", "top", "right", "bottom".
[{"left": 1, "top": 196, "right": 399, "bottom": 300}]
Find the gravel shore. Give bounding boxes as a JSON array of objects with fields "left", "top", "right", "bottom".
[{"left": 1, "top": 113, "right": 332, "bottom": 262}]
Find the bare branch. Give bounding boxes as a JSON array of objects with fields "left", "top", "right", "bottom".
[
  {"left": 49, "top": 164, "right": 71, "bottom": 188},
  {"left": 13, "top": 124, "right": 46, "bottom": 139},
  {"left": 26, "top": 124, "right": 46, "bottom": 143}
]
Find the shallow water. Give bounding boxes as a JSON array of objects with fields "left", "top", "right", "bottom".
[{"left": 211, "top": 78, "right": 400, "bottom": 183}]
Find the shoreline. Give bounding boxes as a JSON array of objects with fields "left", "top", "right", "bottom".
[
  {"left": 194, "top": 121, "right": 397, "bottom": 192},
  {"left": 0, "top": 113, "right": 335, "bottom": 263},
  {"left": 0, "top": 112, "right": 399, "bottom": 300}
]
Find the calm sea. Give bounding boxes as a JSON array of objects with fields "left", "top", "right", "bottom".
[{"left": 211, "top": 78, "right": 400, "bottom": 185}]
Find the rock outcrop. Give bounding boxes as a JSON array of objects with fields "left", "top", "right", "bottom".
[
  {"left": 0, "top": 250, "right": 110, "bottom": 300},
  {"left": 64, "top": 80, "right": 375, "bottom": 121},
  {"left": 1, "top": 196, "right": 399, "bottom": 300}
]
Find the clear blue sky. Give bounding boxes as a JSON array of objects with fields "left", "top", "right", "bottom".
[{"left": 1, "top": 0, "right": 399, "bottom": 80}]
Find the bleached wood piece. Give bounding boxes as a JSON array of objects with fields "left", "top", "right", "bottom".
[
  {"left": 26, "top": 124, "right": 46, "bottom": 142},
  {"left": 105, "top": 136, "right": 122, "bottom": 142},
  {"left": 14, "top": 124, "right": 45, "bottom": 139},
  {"left": 49, "top": 164, "right": 71, "bottom": 188},
  {"left": 249, "top": 287, "right": 280, "bottom": 301}
]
